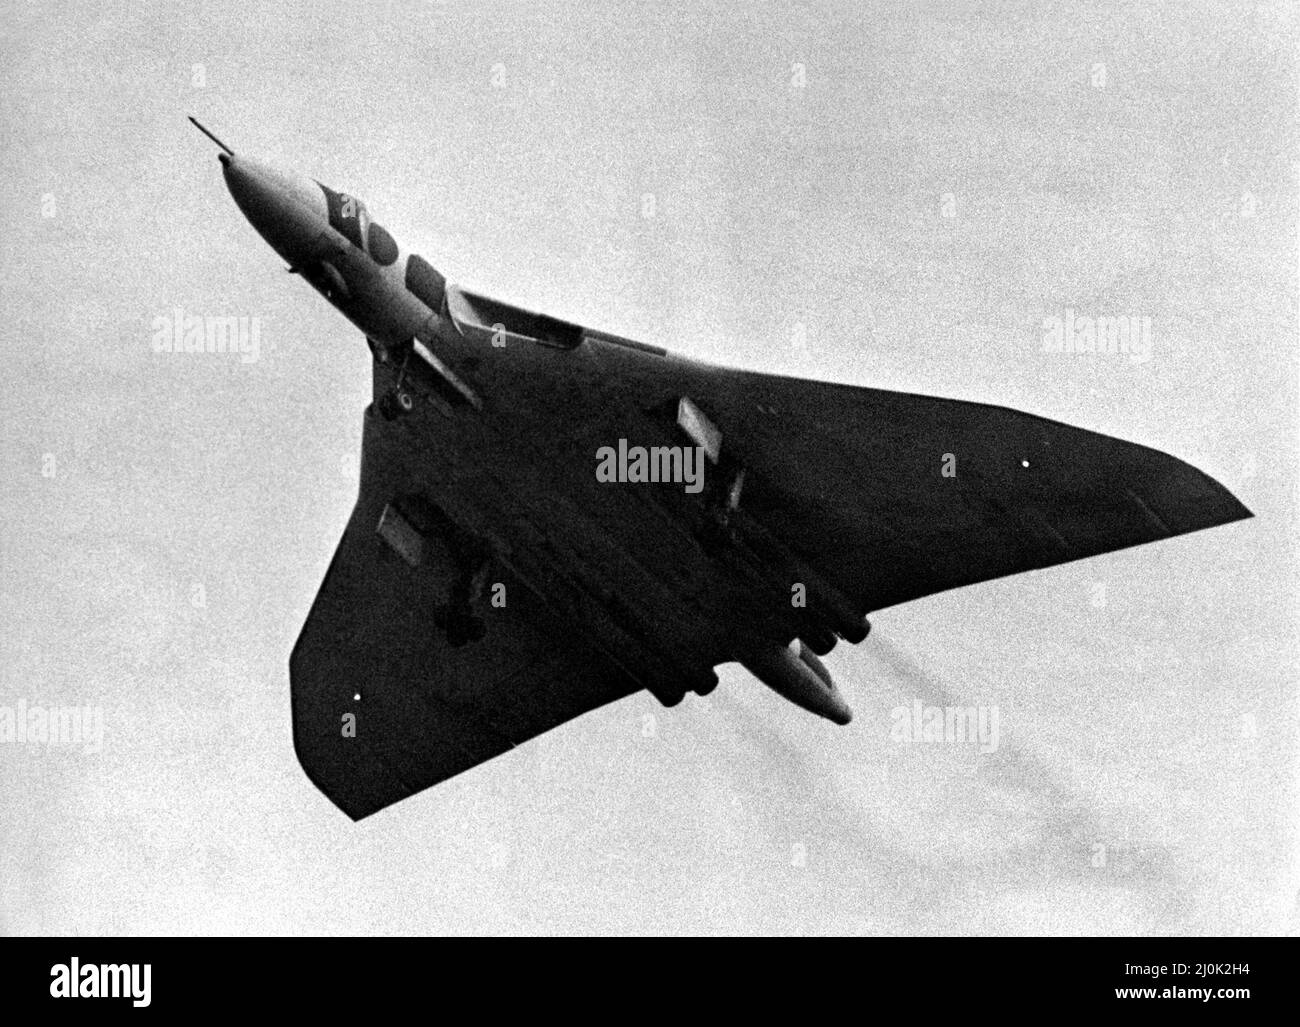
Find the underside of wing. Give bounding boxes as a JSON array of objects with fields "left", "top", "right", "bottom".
[
  {"left": 673, "top": 365, "right": 1252, "bottom": 615},
  {"left": 289, "top": 409, "right": 640, "bottom": 820}
]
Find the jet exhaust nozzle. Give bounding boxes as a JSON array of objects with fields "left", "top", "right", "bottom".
[{"left": 741, "top": 639, "right": 853, "bottom": 725}]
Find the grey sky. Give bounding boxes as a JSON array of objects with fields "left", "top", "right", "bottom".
[{"left": 1, "top": 0, "right": 1295, "bottom": 933}]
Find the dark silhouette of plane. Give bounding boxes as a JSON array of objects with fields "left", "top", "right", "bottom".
[{"left": 195, "top": 118, "right": 1251, "bottom": 819}]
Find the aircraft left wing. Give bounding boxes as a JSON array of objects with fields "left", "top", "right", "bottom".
[{"left": 289, "top": 408, "right": 641, "bottom": 820}]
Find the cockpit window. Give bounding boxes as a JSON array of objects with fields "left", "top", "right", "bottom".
[
  {"left": 317, "top": 182, "right": 366, "bottom": 249},
  {"left": 367, "top": 222, "right": 399, "bottom": 266},
  {"left": 405, "top": 254, "right": 446, "bottom": 313}
]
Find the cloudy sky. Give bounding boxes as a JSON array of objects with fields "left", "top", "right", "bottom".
[{"left": 1, "top": 0, "right": 1295, "bottom": 934}]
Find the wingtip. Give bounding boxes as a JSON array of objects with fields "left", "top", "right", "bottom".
[{"left": 1204, "top": 472, "right": 1254, "bottom": 529}]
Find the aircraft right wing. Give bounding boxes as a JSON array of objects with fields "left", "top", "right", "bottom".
[{"left": 667, "top": 361, "right": 1253, "bottom": 614}]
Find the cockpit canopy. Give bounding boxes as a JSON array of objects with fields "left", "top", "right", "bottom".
[{"left": 316, "top": 181, "right": 399, "bottom": 267}]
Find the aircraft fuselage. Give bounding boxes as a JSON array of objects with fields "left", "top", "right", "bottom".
[{"left": 216, "top": 141, "right": 854, "bottom": 722}]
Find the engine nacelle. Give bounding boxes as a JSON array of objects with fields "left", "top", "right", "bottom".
[{"left": 741, "top": 639, "right": 852, "bottom": 725}]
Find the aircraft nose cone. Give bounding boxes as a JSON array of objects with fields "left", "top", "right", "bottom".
[
  {"left": 221, "top": 154, "right": 327, "bottom": 259},
  {"left": 221, "top": 156, "right": 274, "bottom": 226}
]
